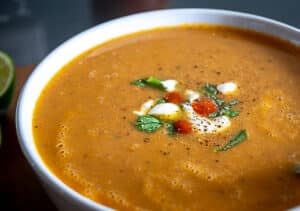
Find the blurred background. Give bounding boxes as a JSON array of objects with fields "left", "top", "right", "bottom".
[{"left": 0, "top": 0, "right": 299, "bottom": 66}]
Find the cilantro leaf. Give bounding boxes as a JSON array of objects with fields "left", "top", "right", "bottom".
[
  {"left": 218, "top": 100, "right": 240, "bottom": 118},
  {"left": 156, "top": 98, "right": 166, "bottom": 104},
  {"left": 228, "top": 100, "right": 240, "bottom": 106},
  {"left": 205, "top": 83, "right": 218, "bottom": 95},
  {"left": 214, "top": 98, "right": 225, "bottom": 107},
  {"left": 131, "top": 79, "right": 147, "bottom": 87},
  {"left": 131, "top": 76, "right": 165, "bottom": 90},
  {"left": 134, "top": 115, "right": 163, "bottom": 133},
  {"left": 215, "top": 130, "right": 247, "bottom": 152},
  {"left": 227, "top": 110, "right": 240, "bottom": 118},
  {"left": 165, "top": 123, "right": 176, "bottom": 136},
  {"left": 146, "top": 76, "right": 164, "bottom": 89},
  {"left": 200, "top": 83, "right": 240, "bottom": 119},
  {"left": 199, "top": 83, "right": 219, "bottom": 99},
  {"left": 208, "top": 112, "right": 219, "bottom": 118}
]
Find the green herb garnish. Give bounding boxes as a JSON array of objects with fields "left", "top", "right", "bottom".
[
  {"left": 228, "top": 99, "right": 239, "bottom": 106},
  {"left": 131, "top": 79, "right": 147, "bottom": 87},
  {"left": 134, "top": 115, "right": 163, "bottom": 133},
  {"left": 214, "top": 98, "right": 225, "bottom": 107},
  {"left": 215, "top": 130, "right": 248, "bottom": 152},
  {"left": 199, "top": 83, "right": 219, "bottom": 99},
  {"left": 227, "top": 110, "right": 240, "bottom": 118},
  {"left": 217, "top": 100, "right": 240, "bottom": 118},
  {"left": 156, "top": 98, "right": 166, "bottom": 104},
  {"left": 131, "top": 76, "right": 164, "bottom": 90},
  {"left": 165, "top": 123, "right": 176, "bottom": 136},
  {"left": 199, "top": 83, "right": 223, "bottom": 107},
  {"left": 208, "top": 112, "right": 219, "bottom": 118},
  {"left": 200, "top": 83, "right": 240, "bottom": 119}
]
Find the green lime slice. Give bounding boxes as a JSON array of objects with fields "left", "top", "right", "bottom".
[
  {"left": 0, "top": 125, "right": 2, "bottom": 146},
  {"left": 0, "top": 51, "right": 15, "bottom": 110}
]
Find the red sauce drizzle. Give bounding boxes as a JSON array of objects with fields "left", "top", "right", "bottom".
[
  {"left": 174, "top": 120, "right": 192, "bottom": 134},
  {"left": 165, "top": 91, "right": 183, "bottom": 104},
  {"left": 192, "top": 98, "right": 218, "bottom": 116}
]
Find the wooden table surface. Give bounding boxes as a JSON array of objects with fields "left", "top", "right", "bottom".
[{"left": 0, "top": 66, "right": 57, "bottom": 210}]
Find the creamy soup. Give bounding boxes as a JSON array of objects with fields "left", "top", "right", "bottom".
[{"left": 33, "top": 25, "right": 300, "bottom": 211}]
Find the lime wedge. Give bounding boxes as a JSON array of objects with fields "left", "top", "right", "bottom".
[
  {"left": 0, "top": 125, "right": 2, "bottom": 146},
  {"left": 0, "top": 51, "right": 15, "bottom": 110}
]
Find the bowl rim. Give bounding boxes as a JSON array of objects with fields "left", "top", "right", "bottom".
[{"left": 15, "top": 8, "right": 300, "bottom": 211}]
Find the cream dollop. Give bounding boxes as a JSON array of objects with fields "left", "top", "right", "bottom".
[
  {"left": 161, "top": 80, "right": 178, "bottom": 92},
  {"left": 185, "top": 89, "right": 200, "bottom": 102},
  {"left": 133, "top": 99, "right": 155, "bottom": 116},
  {"left": 148, "top": 103, "right": 181, "bottom": 122},
  {"left": 217, "top": 82, "right": 237, "bottom": 95},
  {"left": 182, "top": 103, "right": 231, "bottom": 133}
]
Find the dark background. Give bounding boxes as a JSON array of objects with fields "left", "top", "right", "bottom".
[{"left": 0, "top": 0, "right": 299, "bottom": 65}]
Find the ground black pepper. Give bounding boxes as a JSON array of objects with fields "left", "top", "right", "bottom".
[{"left": 159, "top": 150, "right": 170, "bottom": 156}]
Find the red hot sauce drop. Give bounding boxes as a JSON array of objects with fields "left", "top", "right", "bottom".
[
  {"left": 165, "top": 91, "right": 183, "bottom": 104},
  {"left": 174, "top": 119, "right": 192, "bottom": 134},
  {"left": 192, "top": 98, "right": 218, "bottom": 116}
]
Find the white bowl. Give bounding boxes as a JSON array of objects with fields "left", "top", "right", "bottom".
[{"left": 16, "top": 9, "right": 300, "bottom": 211}]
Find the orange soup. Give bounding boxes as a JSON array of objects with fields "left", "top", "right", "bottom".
[{"left": 33, "top": 25, "right": 300, "bottom": 211}]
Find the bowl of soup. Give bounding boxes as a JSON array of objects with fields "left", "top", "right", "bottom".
[{"left": 16, "top": 9, "right": 300, "bottom": 211}]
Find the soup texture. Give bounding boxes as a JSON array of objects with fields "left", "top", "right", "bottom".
[{"left": 33, "top": 25, "right": 300, "bottom": 211}]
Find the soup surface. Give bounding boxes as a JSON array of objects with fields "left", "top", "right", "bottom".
[{"left": 33, "top": 25, "right": 300, "bottom": 211}]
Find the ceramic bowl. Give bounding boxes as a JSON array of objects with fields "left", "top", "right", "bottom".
[{"left": 16, "top": 9, "right": 300, "bottom": 211}]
